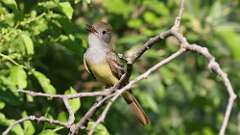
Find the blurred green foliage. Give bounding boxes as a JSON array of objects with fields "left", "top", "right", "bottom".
[{"left": 0, "top": 0, "right": 239, "bottom": 134}]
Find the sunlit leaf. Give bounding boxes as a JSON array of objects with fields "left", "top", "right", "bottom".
[
  {"left": 20, "top": 33, "right": 34, "bottom": 55},
  {"left": 39, "top": 129, "right": 59, "bottom": 135},
  {"left": 23, "top": 112, "right": 35, "bottom": 135},
  {"left": 32, "top": 18, "right": 48, "bottom": 35},
  {"left": 0, "top": 100, "right": 5, "bottom": 109},
  {"left": 206, "top": 1, "right": 223, "bottom": 25},
  {"left": 0, "top": 113, "right": 24, "bottom": 135},
  {"left": 144, "top": 1, "right": 169, "bottom": 16},
  {"left": 127, "top": 19, "right": 142, "bottom": 29},
  {"left": 38, "top": 1, "right": 56, "bottom": 9},
  {"left": 10, "top": 66, "right": 27, "bottom": 89},
  {"left": 57, "top": 112, "right": 68, "bottom": 122},
  {"left": 0, "top": 112, "right": 9, "bottom": 126},
  {"left": 74, "top": 0, "right": 81, "bottom": 4},
  {"left": 103, "top": 0, "right": 133, "bottom": 17},
  {"left": 64, "top": 87, "right": 81, "bottom": 113},
  {"left": 58, "top": 2, "right": 73, "bottom": 19},
  {"left": 217, "top": 30, "right": 240, "bottom": 61},
  {"left": 143, "top": 11, "right": 160, "bottom": 26},
  {"left": 23, "top": 120, "right": 35, "bottom": 135},
  {"left": 203, "top": 127, "right": 215, "bottom": 135},
  {"left": 33, "top": 70, "right": 56, "bottom": 94},
  {"left": 1, "top": 0, "right": 17, "bottom": 10},
  {"left": 87, "top": 121, "right": 110, "bottom": 135}
]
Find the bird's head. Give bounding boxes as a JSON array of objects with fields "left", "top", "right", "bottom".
[{"left": 87, "top": 21, "right": 112, "bottom": 44}]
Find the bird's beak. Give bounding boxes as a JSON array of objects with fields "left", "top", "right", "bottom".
[{"left": 86, "top": 24, "right": 98, "bottom": 34}]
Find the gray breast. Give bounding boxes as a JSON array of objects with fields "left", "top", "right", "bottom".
[{"left": 85, "top": 47, "right": 107, "bottom": 64}]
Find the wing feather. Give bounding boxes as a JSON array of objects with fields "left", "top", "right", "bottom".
[{"left": 106, "top": 50, "right": 125, "bottom": 79}]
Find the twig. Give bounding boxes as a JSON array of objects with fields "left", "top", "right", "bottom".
[
  {"left": 172, "top": 0, "right": 185, "bottom": 30},
  {"left": 0, "top": 53, "right": 22, "bottom": 67},
  {"left": 17, "top": 89, "right": 112, "bottom": 99},
  {"left": 87, "top": 100, "right": 113, "bottom": 135},
  {"left": 63, "top": 98, "right": 75, "bottom": 127},
  {"left": 69, "top": 94, "right": 114, "bottom": 135},
  {"left": 3, "top": 116, "right": 67, "bottom": 135}
]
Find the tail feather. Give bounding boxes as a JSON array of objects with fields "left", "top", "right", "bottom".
[{"left": 122, "top": 91, "right": 150, "bottom": 125}]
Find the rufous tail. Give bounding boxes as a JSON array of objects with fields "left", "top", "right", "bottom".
[{"left": 122, "top": 91, "right": 150, "bottom": 125}]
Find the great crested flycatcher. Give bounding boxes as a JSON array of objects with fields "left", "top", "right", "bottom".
[{"left": 84, "top": 21, "right": 150, "bottom": 125}]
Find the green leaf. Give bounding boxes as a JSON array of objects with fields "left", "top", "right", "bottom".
[
  {"left": 10, "top": 66, "right": 27, "bottom": 89},
  {"left": 57, "top": 112, "right": 68, "bottom": 122},
  {"left": 64, "top": 87, "right": 81, "bottom": 113},
  {"left": 39, "top": 129, "right": 59, "bottom": 135},
  {"left": 23, "top": 112, "right": 35, "bottom": 135},
  {"left": 32, "top": 18, "right": 48, "bottom": 35},
  {"left": 38, "top": 1, "right": 56, "bottom": 9},
  {"left": 23, "top": 120, "right": 35, "bottom": 135},
  {"left": 203, "top": 127, "right": 215, "bottom": 135},
  {"left": 1, "top": 0, "right": 17, "bottom": 10},
  {"left": 33, "top": 71, "right": 56, "bottom": 94},
  {"left": 20, "top": 33, "right": 34, "bottom": 55},
  {"left": 9, "top": 120, "right": 25, "bottom": 135},
  {"left": 0, "top": 112, "right": 9, "bottom": 125},
  {"left": 143, "top": 1, "right": 169, "bottom": 16},
  {"left": 74, "top": 0, "right": 81, "bottom": 4},
  {"left": 58, "top": 2, "right": 73, "bottom": 19},
  {"left": 127, "top": 19, "right": 142, "bottom": 29},
  {"left": 0, "top": 100, "right": 5, "bottom": 109},
  {"left": 217, "top": 30, "right": 240, "bottom": 61},
  {"left": 143, "top": 11, "right": 160, "bottom": 26},
  {"left": 0, "top": 113, "right": 24, "bottom": 135},
  {"left": 206, "top": 1, "right": 223, "bottom": 25},
  {"left": 103, "top": 0, "right": 133, "bottom": 17},
  {"left": 87, "top": 121, "right": 110, "bottom": 135}
]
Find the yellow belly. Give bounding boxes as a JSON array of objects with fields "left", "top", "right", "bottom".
[{"left": 89, "top": 63, "right": 119, "bottom": 86}]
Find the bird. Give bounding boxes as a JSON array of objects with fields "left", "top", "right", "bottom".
[{"left": 83, "top": 21, "right": 150, "bottom": 125}]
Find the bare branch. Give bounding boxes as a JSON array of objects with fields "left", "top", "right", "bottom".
[
  {"left": 172, "top": 0, "right": 185, "bottom": 30},
  {"left": 69, "top": 94, "right": 114, "bottom": 135},
  {"left": 63, "top": 98, "right": 75, "bottom": 127},
  {"left": 87, "top": 101, "right": 112, "bottom": 135},
  {"left": 3, "top": 116, "right": 67, "bottom": 135},
  {"left": 18, "top": 89, "right": 112, "bottom": 99}
]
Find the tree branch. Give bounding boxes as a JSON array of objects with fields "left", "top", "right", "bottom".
[
  {"left": 63, "top": 98, "right": 75, "bottom": 127},
  {"left": 17, "top": 89, "right": 112, "bottom": 99},
  {"left": 3, "top": 116, "right": 67, "bottom": 135}
]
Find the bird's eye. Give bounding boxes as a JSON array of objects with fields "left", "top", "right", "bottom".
[{"left": 102, "top": 31, "right": 106, "bottom": 34}]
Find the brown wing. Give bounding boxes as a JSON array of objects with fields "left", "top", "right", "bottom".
[
  {"left": 107, "top": 51, "right": 150, "bottom": 125},
  {"left": 83, "top": 53, "right": 95, "bottom": 79},
  {"left": 106, "top": 50, "right": 125, "bottom": 79}
]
